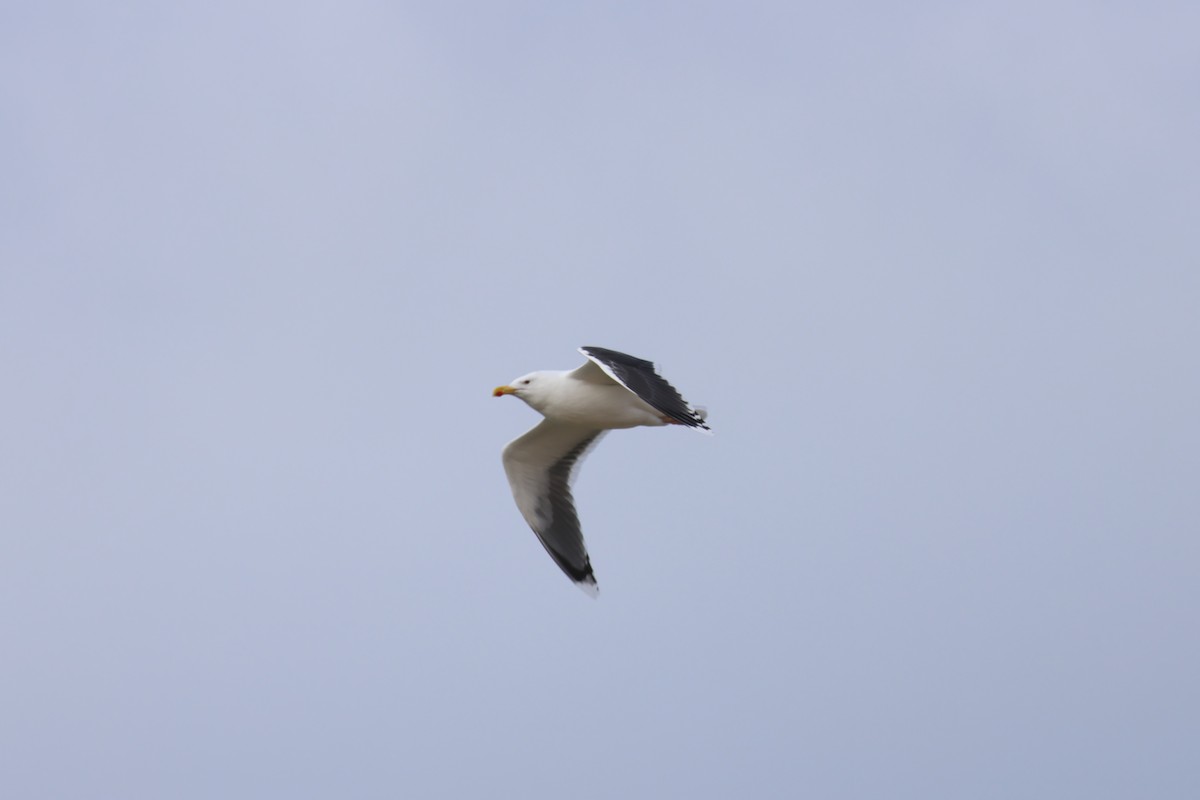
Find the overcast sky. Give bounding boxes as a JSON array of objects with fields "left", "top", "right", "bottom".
[{"left": 3, "top": 2, "right": 1198, "bottom": 798}]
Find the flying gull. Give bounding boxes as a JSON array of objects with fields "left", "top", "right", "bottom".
[{"left": 493, "top": 346, "right": 710, "bottom": 595}]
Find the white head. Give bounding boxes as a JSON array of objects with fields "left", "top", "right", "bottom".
[{"left": 492, "top": 371, "right": 554, "bottom": 413}]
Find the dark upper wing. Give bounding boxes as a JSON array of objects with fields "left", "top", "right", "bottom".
[
  {"left": 579, "top": 346, "right": 710, "bottom": 430},
  {"left": 501, "top": 419, "right": 606, "bottom": 594}
]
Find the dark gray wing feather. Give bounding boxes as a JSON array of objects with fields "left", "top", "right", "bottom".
[
  {"left": 501, "top": 420, "right": 606, "bottom": 594},
  {"left": 580, "top": 346, "right": 710, "bottom": 430},
  {"left": 538, "top": 431, "right": 605, "bottom": 587}
]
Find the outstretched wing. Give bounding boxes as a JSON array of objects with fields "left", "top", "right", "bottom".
[
  {"left": 501, "top": 419, "right": 607, "bottom": 594},
  {"left": 578, "top": 346, "right": 710, "bottom": 430}
]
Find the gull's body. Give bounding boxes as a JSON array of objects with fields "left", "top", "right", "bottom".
[{"left": 493, "top": 346, "right": 709, "bottom": 595}]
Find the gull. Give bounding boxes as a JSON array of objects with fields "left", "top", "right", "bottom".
[{"left": 493, "top": 346, "right": 709, "bottom": 594}]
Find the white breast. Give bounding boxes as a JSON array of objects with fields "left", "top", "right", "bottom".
[{"left": 545, "top": 375, "right": 665, "bottom": 429}]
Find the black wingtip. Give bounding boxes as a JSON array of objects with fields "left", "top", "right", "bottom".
[{"left": 540, "top": 539, "right": 599, "bottom": 596}]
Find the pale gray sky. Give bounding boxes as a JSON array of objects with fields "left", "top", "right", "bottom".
[{"left": 3, "top": 2, "right": 1198, "bottom": 798}]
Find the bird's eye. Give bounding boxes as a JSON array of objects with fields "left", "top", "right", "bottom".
[{"left": 521, "top": 379, "right": 531, "bottom": 385}]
